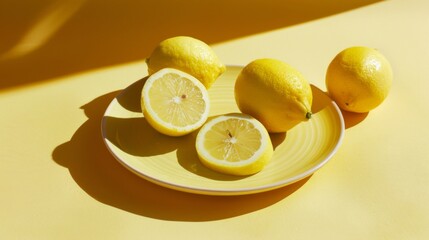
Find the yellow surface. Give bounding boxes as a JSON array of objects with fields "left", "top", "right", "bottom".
[{"left": 1, "top": 0, "right": 428, "bottom": 239}]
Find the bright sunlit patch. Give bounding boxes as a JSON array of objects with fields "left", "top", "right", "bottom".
[{"left": 0, "top": 0, "right": 86, "bottom": 60}]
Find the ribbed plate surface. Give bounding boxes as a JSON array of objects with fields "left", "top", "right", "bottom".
[{"left": 101, "top": 66, "right": 344, "bottom": 195}]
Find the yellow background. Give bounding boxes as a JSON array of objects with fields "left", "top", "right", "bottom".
[{"left": 1, "top": 0, "right": 428, "bottom": 239}]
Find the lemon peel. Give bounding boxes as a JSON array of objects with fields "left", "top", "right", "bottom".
[
  {"left": 146, "top": 36, "right": 226, "bottom": 89},
  {"left": 326, "top": 46, "right": 393, "bottom": 113},
  {"left": 235, "top": 58, "right": 313, "bottom": 133}
]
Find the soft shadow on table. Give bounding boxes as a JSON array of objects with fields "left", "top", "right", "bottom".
[
  {"left": 1, "top": 0, "right": 383, "bottom": 91},
  {"left": 52, "top": 90, "right": 311, "bottom": 221},
  {"left": 311, "top": 85, "right": 368, "bottom": 129},
  {"left": 340, "top": 110, "right": 369, "bottom": 129}
]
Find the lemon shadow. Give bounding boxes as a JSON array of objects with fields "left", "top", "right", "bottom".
[
  {"left": 311, "top": 84, "right": 333, "bottom": 114},
  {"left": 340, "top": 109, "right": 369, "bottom": 129},
  {"left": 115, "top": 76, "right": 147, "bottom": 113},
  {"left": 270, "top": 132, "right": 287, "bottom": 150},
  {"left": 1, "top": 0, "right": 384, "bottom": 91},
  {"left": 102, "top": 116, "right": 181, "bottom": 157},
  {"left": 311, "top": 84, "right": 368, "bottom": 129}
]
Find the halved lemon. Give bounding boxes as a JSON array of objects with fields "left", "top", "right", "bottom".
[
  {"left": 141, "top": 68, "right": 210, "bottom": 136},
  {"left": 195, "top": 113, "right": 273, "bottom": 176}
]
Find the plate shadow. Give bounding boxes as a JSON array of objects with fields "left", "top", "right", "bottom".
[{"left": 52, "top": 90, "right": 311, "bottom": 221}]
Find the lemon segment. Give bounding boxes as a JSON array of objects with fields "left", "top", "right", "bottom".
[
  {"left": 141, "top": 68, "right": 210, "bottom": 136},
  {"left": 326, "top": 46, "right": 393, "bottom": 113},
  {"left": 196, "top": 114, "right": 273, "bottom": 176},
  {"left": 146, "top": 36, "right": 226, "bottom": 89},
  {"left": 234, "top": 58, "right": 313, "bottom": 133}
]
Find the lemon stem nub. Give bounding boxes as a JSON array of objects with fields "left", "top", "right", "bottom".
[{"left": 306, "top": 112, "right": 312, "bottom": 119}]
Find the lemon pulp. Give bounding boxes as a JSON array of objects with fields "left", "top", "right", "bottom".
[
  {"left": 205, "top": 118, "right": 262, "bottom": 161},
  {"left": 196, "top": 114, "right": 273, "bottom": 176},
  {"left": 141, "top": 68, "right": 210, "bottom": 136}
]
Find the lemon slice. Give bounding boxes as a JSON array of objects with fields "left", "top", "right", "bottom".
[
  {"left": 141, "top": 68, "right": 210, "bottom": 136},
  {"left": 195, "top": 113, "right": 273, "bottom": 176}
]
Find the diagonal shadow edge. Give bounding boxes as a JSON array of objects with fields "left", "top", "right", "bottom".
[{"left": 1, "top": 0, "right": 384, "bottom": 91}]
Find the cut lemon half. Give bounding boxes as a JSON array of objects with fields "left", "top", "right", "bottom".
[
  {"left": 195, "top": 113, "right": 273, "bottom": 176},
  {"left": 141, "top": 68, "right": 210, "bottom": 136}
]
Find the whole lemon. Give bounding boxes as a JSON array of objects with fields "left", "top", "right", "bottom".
[
  {"left": 146, "top": 36, "right": 226, "bottom": 88},
  {"left": 326, "top": 46, "right": 393, "bottom": 113},
  {"left": 234, "top": 59, "right": 313, "bottom": 133}
]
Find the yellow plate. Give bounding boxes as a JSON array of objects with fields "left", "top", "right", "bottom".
[{"left": 101, "top": 66, "right": 344, "bottom": 196}]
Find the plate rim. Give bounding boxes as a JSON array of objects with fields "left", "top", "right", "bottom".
[{"left": 100, "top": 66, "right": 345, "bottom": 196}]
